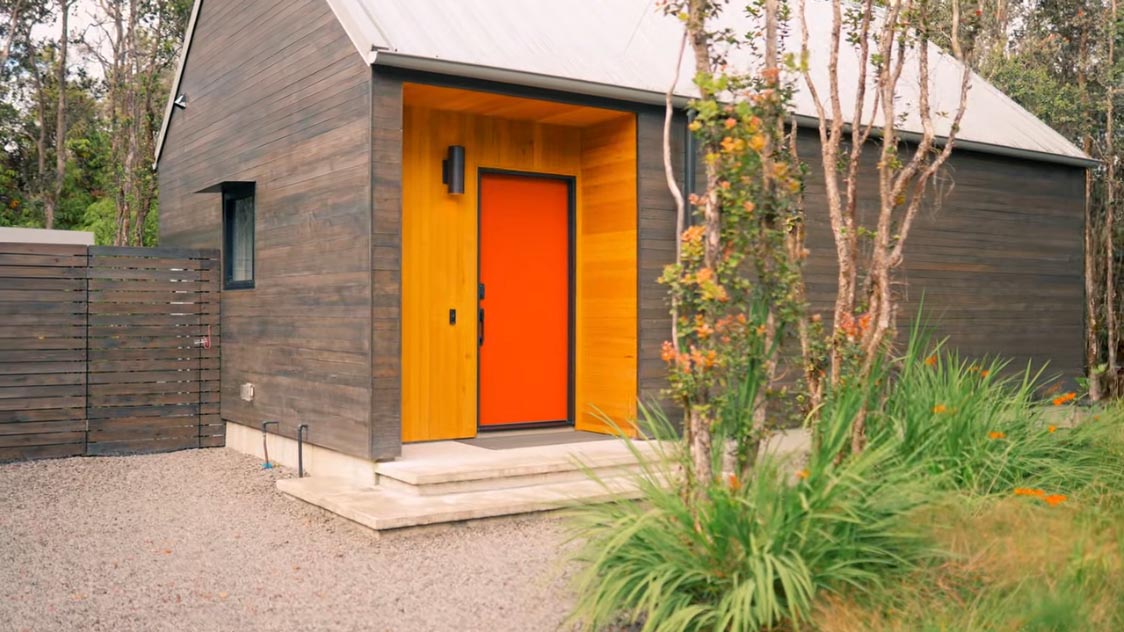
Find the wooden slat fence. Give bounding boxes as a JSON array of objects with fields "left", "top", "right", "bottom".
[
  {"left": 0, "top": 243, "right": 89, "bottom": 461},
  {"left": 0, "top": 243, "right": 221, "bottom": 462}
]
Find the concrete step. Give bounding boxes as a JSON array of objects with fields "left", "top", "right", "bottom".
[
  {"left": 273, "top": 430, "right": 811, "bottom": 534},
  {"left": 373, "top": 438, "right": 663, "bottom": 496},
  {"left": 277, "top": 473, "right": 643, "bottom": 532}
]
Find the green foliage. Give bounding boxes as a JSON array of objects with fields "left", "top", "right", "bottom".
[
  {"left": 869, "top": 317, "right": 1124, "bottom": 497},
  {"left": 811, "top": 468, "right": 1124, "bottom": 630},
  {"left": 569, "top": 406, "right": 931, "bottom": 632},
  {"left": 0, "top": 1, "right": 185, "bottom": 244},
  {"left": 571, "top": 315, "right": 1124, "bottom": 630}
]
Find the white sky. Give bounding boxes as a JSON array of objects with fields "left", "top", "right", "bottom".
[{"left": 29, "top": 0, "right": 111, "bottom": 76}]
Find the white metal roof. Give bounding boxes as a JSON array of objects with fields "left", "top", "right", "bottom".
[{"left": 156, "top": 0, "right": 1093, "bottom": 167}]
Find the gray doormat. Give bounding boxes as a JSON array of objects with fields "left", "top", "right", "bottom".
[{"left": 458, "top": 429, "right": 614, "bottom": 450}]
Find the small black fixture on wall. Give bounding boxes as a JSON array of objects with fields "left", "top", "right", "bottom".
[{"left": 442, "top": 145, "right": 465, "bottom": 194}]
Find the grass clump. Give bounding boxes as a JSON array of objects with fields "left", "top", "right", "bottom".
[
  {"left": 876, "top": 322, "right": 1124, "bottom": 497},
  {"left": 568, "top": 409, "right": 931, "bottom": 632}
]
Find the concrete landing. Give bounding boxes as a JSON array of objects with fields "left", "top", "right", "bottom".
[
  {"left": 276, "top": 428, "right": 810, "bottom": 534},
  {"left": 277, "top": 473, "right": 641, "bottom": 531}
]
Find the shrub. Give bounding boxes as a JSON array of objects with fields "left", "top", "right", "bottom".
[{"left": 568, "top": 407, "right": 931, "bottom": 632}]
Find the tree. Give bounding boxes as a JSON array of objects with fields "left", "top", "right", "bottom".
[
  {"left": 83, "top": 0, "right": 189, "bottom": 246},
  {"left": 0, "top": 0, "right": 189, "bottom": 245},
  {"left": 659, "top": 0, "right": 810, "bottom": 490},
  {"left": 43, "top": 0, "right": 68, "bottom": 229},
  {"left": 797, "top": 0, "right": 981, "bottom": 452},
  {"left": 0, "top": 0, "right": 49, "bottom": 75}
]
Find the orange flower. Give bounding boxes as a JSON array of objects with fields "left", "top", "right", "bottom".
[
  {"left": 727, "top": 473, "right": 741, "bottom": 491},
  {"left": 795, "top": 469, "right": 810, "bottom": 480},
  {"left": 724, "top": 117, "right": 738, "bottom": 129},
  {"left": 1044, "top": 494, "right": 1067, "bottom": 506},
  {"left": 925, "top": 355, "right": 938, "bottom": 367},
  {"left": 681, "top": 225, "right": 705, "bottom": 245},
  {"left": 690, "top": 347, "right": 706, "bottom": 368},
  {"left": 1052, "top": 392, "right": 1077, "bottom": 406},
  {"left": 720, "top": 136, "right": 746, "bottom": 153},
  {"left": 1014, "top": 488, "right": 1047, "bottom": 497},
  {"left": 857, "top": 312, "right": 872, "bottom": 334},
  {"left": 838, "top": 312, "right": 870, "bottom": 341},
  {"left": 704, "top": 349, "right": 718, "bottom": 368},
  {"left": 980, "top": 370, "right": 990, "bottom": 378},
  {"left": 933, "top": 404, "right": 948, "bottom": 414},
  {"left": 988, "top": 431, "right": 1006, "bottom": 440},
  {"left": 1048, "top": 425, "right": 1058, "bottom": 434},
  {"left": 748, "top": 134, "right": 767, "bottom": 153},
  {"left": 661, "top": 341, "right": 677, "bottom": 364},
  {"left": 694, "top": 315, "right": 713, "bottom": 340}
]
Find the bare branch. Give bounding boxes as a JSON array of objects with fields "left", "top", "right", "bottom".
[{"left": 664, "top": 29, "right": 688, "bottom": 355}]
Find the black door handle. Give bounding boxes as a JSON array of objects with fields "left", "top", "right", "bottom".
[{"left": 478, "top": 308, "right": 485, "bottom": 346}]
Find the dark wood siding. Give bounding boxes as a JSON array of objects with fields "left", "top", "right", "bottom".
[
  {"left": 370, "top": 71, "right": 403, "bottom": 459},
  {"left": 798, "top": 133, "right": 1085, "bottom": 379},
  {"left": 157, "top": 0, "right": 374, "bottom": 459},
  {"left": 637, "top": 126, "right": 1086, "bottom": 395},
  {"left": 637, "top": 110, "right": 684, "bottom": 405}
]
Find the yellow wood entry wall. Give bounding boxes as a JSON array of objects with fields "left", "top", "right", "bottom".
[{"left": 400, "top": 84, "right": 638, "bottom": 442}]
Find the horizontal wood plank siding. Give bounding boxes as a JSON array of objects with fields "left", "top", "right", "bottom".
[
  {"left": 157, "top": 0, "right": 374, "bottom": 459},
  {"left": 637, "top": 110, "right": 684, "bottom": 408},
  {"left": 636, "top": 127, "right": 1085, "bottom": 400},
  {"left": 370, "top": 71, "right": 403, "bottom": 459},
  {"left": 794, "top": 132, "right": 1084, "bottom": 379}
]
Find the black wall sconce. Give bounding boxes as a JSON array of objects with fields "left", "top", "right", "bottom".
[{"left": 442, "top": 145, "right": 465, "bottom": 195}]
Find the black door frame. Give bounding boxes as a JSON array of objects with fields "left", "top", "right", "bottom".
[{"left": 476, "top": 168, "right": 577, "bottom": 432}]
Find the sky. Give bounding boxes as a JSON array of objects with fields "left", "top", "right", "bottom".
[{"left": 29, "top": 0, "right": 112, "bottom": 76}]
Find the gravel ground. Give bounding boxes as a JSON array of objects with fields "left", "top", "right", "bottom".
[{"left": 0, "top": 449, "right": 576, "bottom": 632}]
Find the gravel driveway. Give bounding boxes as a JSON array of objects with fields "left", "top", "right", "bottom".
[{"left": 0, "top": 449, "right": 576, "bottom": 632}]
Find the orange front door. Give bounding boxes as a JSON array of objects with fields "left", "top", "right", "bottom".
[{"left": 479, "top": 173, "right": 570, "bottom": 427}]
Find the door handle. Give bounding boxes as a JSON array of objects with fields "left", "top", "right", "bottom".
[{"left": 478, "top": 308, "right": 485, "bottom": 346}]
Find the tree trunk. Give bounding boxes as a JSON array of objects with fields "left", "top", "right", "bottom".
[
  {"left": 1105, "top": 0, "right": 1118, "bottom": 396},
  {"left": 687, "top": 407, "right": 713, "bottom": 486},
  {"left": 1079, "top": 20, "right": 1103, "bottom": 401},
  {"left": 0, "top": 0, "right": 26, "bottom": 70},
  {"left": 47, "top": 0, "right": 69, "bottom": 230}
]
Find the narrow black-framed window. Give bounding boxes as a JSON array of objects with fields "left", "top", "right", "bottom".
[{"left": 222, "top": 183, "right": 255, "bottom": 289}]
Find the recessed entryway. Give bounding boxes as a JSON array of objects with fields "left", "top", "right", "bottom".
[{"left": 399, "top": 83, "right": 639, "bottom": 443}]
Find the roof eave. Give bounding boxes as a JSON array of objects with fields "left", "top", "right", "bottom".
[
  {"left": 375, "top": 52, "right": 1097, "bottom": 169},
  {"left": 153, "top": 0, "right": 203, "bottom": 170},
  {"left": 373, "top": 51, "right": 693, "bottom": 109}
]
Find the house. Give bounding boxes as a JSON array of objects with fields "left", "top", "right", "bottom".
[{"left": 155, "top": 0, "right": 1091, "bottom": 467}]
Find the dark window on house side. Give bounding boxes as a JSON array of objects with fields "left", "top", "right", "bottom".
[{"left": 223, "top": 183, "right": 255, "bottom": 289}]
